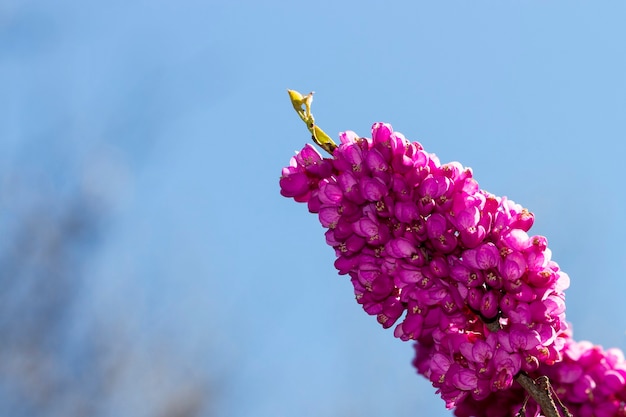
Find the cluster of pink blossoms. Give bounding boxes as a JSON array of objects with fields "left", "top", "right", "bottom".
[
  {"left": 279, "top": 123, "right": 626, "bottom": 415},
  {"left": 545, "top": 338, "right": 626, "bottom": 417},
  {"left": 454, "top": 337, "right": 626, "bottom": 417}
]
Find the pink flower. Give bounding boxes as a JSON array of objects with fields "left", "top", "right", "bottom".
[
  {"left": 280, "top": 122, "right": 585, "bottom": 412},
  {"left": 462, "top": 243, "right": 499, "bottom": 270},
  {"left": 279, "top": 167, "right": 310, "bottom": 199}
]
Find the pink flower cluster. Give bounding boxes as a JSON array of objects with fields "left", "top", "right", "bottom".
[
  {"left": 545, "top": 339, "right": 626, "bottom": 417},
  {"left": 454, "top": 337, "right": 626, "bottom": 417},
  {"left": 279, "top": 122, "right": 626, "bottom": 414}
]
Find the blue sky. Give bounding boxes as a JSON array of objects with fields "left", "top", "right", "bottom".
[{"left": 2, "top": 1, "right": 626, "bottom": 416}]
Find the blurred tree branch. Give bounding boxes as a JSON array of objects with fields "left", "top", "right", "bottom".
[{"left": 0, "top": 162, "right": 212, "bottom": 417}]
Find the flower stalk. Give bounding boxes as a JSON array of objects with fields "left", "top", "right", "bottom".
[
  {"left": 486, "top": 320, "right": 566, "bottom": 417},
  {"left": 287, "top": 89, "right": 337, "bottom": 155}
]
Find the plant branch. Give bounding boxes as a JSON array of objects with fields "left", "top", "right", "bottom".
[
  {"left": 287, "top": 89, "right": 337, "bottom": 155},
  {"left": 485, "top": 320, "right": 567, "bottom": 417}
]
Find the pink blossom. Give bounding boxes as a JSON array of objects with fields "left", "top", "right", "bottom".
[{"left": 279, "top": 122, "right": 586, "bottom": 412}]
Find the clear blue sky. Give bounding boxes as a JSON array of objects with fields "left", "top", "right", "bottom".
[{"left": 3, "top": 1, "right": 626, "bottom": 416}]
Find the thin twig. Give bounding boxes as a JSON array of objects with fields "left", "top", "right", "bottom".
[
  {"left": 287, "top": 89, "right": 337, "bottom": 154},
  {"left": 485, "top": 319, "right": 565, "bottom": 417},
  {"left": 516, "top": 374, "right": 560, "bottom": 417}
]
